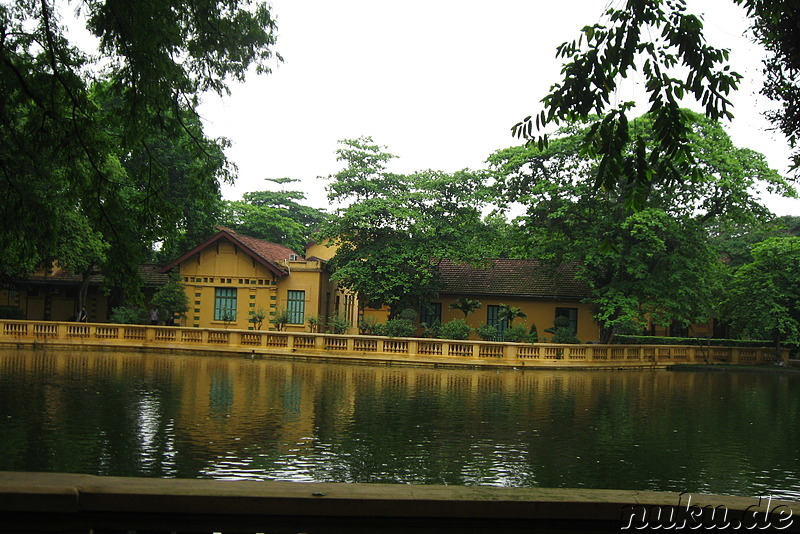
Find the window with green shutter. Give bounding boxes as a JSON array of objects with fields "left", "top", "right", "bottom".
[
  {"left": 287, "top": 290, "right": 305, "bottom": 324},
  {"left": 214, "top": 288, "right": 237, "bottom": 321}
]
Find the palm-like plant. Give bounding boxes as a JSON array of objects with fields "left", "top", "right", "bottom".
[
  {"left": 498, "top": 304, "right": 527, "bottom": 327},
  {"left": 449, "top": 297, "right": 482, "bottom": 318}
]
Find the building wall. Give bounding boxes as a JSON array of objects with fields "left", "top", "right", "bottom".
[
  {"left": 175, "top": 238, "right": 340, "bottom": 332},
  {"left": 0, "top": 283, "right": 109, "bottom": 322},
  {"left": 428, "top": 295, "right": 601, "bottom": 342}
]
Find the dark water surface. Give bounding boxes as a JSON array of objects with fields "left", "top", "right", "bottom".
[{"left": 0, "top": 347, "right": 798, "bottom": 499}]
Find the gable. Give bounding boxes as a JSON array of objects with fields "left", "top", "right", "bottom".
[{"left": 162, "top": 227, "right": 301, "bottom": 277}]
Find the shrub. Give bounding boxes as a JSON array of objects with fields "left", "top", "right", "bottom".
[
  {"left": 436, "top": 318, "right": 472, "bottom": 340},
  {"left": 505, "top": 325, "right": 536, "bottom": 343},
  {"left": 397, "top": 308, "right": 418, "bottom": 321},
  {"left": 327, "top": 314, "right": 351, "bottom": 334},
  {"left": 475, "top": 323, "right": 500, "bottom": 342},
  {"left": 151, "top": 277, "right": 189, "bottom": 325},
  {"left": 374, "top": 318, "right": 415, "bottom": 338},
  {"left": 358, "top": 315, "right": 380, "bottom": 335},
  {"left": 110, "top": 306, "right": 148, "bottom": 324},
  {"left": 545, "top": 316, "right": 580, "bottom": 344},
  {"left": 307, "top": 314, "right": 323, "bottom": 332},
  {"left": 249, "top": 306, "right": 267, "bottom": 330},
  {"left": 270, "top": 307, "right": 290, "bottom": 331}
]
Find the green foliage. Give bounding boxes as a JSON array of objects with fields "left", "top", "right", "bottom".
[
  {"left": 735, "top": 1, "right": 800, "bottom": 175},
  {"left": 723, "top": 236, "right": 800, "bottom": 343},
  {"left": 0, "top": 0, "right": 278, "bottom": 300},
  {"left": 219, "top": 179, "right": 327, "bottom": 254},
  {"left": 150, "top": 277, "right": 189, "bottom": 324},
  {"left": 504, "top": 325, "right": 536, "bottom": 344},
  {"left": 513, "top": 0, "right": 742, "bottom": 209},
  {"left": 307, "top": 315, "right": 323, "bottom": 333},
  {"left": 270, "top": 307, "right": 290, "bottom": 332},
  {"left": 326, "top": 315, "right": 352, "bottom": 334},
  {"left": 449, "top": 298, "right": 482, "bottom": 317},
  {"left": 712, "top": 215, "right": 800, "bottom": 269},
  {"left": 249, "top": 306, "right": 268, "bottom": 330},
  {"left": 545, "top": 316, "right": 581, "bottom": 344},
  {"left": 320, "top": 137, "right": 492, "bottom": 317},
  {"left": 475, "top": 323, "right": 500, "bottom": 342},
  {"left": 374, "top": 319, "right": 415, "bottom": 338},
  {"left": 358, "top": 315, "right": 380, "bottom": 335},
  {"left": 491, "top": 112, "right": 790, "bottom": 343},
  {"left": 435, "top": 318, "right": 472, "bottom": 341},
  {"left": 497, "top": 304, "right": 527, "bottom": 327},
  {"left": 109, "top": 307, "right": 148, "bottom": 325}
]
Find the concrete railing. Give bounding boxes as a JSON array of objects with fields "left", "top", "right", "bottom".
[
  {"left": 0, "top": 471, "right": 797, "bottom": 533},
  {"left": 0, "top": 320, "right": 788, "bottom": 368}
]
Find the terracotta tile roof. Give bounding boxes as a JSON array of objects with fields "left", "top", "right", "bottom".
[
  {"left": 437, "top": 259, "right": 591, "bottom": 300},
  {"left": 217, "top": 226, "right": 303, "bottom": 264},
  {"left": 161, "top": 227, "right": 301, "bottom": 277}
]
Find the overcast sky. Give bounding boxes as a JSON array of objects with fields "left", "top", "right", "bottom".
[{"left": 198, "top": 0, "right": 799, "bottom": 216}]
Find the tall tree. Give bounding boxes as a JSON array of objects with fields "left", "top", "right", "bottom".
[
  {"left": 723, "top": 236, "right": 800, "bottom": 345},
  {"left": 0, "top": 0, "right": 279, "bottom": 300},
  {"left": 320, "top": 137, "right": 490, "bottom": 317},
  {"left": 514, "top": 0, "right": 800, "bottom": 208},
  {"left": 219, "top": 178, "right": 327, "bottom": 254},
  {"left": 492, "top": 111, "right": 792, "bottom": 342}
]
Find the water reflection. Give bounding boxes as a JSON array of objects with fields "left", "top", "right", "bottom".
[{"left": 0, "top": 346, "right": 798, "bottom": 500}]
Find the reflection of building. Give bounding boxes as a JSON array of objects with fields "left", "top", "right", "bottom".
[{"left": 161, "top": 227, "right": 351, "bottom": 332}]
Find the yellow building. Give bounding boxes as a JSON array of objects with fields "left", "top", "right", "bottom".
[
  {"left": 426, "top": 259, "right": 601, "bottom": 342},
  {"left": 0, "top": 264, "right": 168, "bottom": 322},
  {"left": 162, "top": 227, "right": 351, "bottom": 332}
]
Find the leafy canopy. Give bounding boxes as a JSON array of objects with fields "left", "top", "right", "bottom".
[
  {"left": 320, "top": 137, "right": 493, "bottom": 316},
  {"left": 493, "top": 111, "right": 791, "bottom": 341},
  {"left": 724, "top": 237, "right": 800, "bottom": 343},
  {"left": 219, "top": 178, "right": 327, "bottom": 255},
  {"left": 0, "top": 0, "right": 279, "bottom": 301},
  {"left": 513, "top": 0, "right": 743, "bottom": 210}
]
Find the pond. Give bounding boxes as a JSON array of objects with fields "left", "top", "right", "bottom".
[{"left": 0, "top": 347, "right": 798, "bottom": 500}]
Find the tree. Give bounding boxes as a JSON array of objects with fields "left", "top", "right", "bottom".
[
  {"left": 723, "top": 237, "right": 800, "bottom": 345},
  {"left": 0, "top": 0, "right": 279, "bottom": 300},
  {"left": 497, "top": 304, "right": 527, "bottom": 328},
  {"left": 219, "top": 179, "right": 327, "bottom": 254},
  {"left": 736, "top": 1, "right": 800, "bottom": 173},
  {"left": 711, "top": 215, "right": 800, "bottom": 269},
  {"left": 320, "top": 137, "right": 491, "bottom": 317},
  {"left": 492, "top": 111, "right": 792, "bottom": 342},
  {"left": 150, "top": 277, "right": 190, "bottom": 326},
  {"left": 449, "top": 297, "right": 482, "bottom": 318},
  {"left": 514, "top": 0, "right": 800, "bottom": 209}
]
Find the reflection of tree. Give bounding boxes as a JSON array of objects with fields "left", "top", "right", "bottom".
[{"left": 0, "top": 350, "right": 798, "bottom": 497}]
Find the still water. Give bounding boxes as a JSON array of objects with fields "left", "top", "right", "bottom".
[{"left": 0, "top": 347, "right": 798, "bottom": 499}]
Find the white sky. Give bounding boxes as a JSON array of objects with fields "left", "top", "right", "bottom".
[{"left": 198, "top": 0, "right": 800, "bottom": 217}]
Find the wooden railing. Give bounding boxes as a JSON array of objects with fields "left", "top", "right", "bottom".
[{"left": 0, "top": 320, "right": 788, "bottom": 368}]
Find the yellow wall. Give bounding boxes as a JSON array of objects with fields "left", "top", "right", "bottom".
[
  {"left": 428, "top": 295, "right": 600, "bottom": 342},
  {"left": 0, "top": 284, "right": 108, "bottom": 322},
  {"left": 175, "top": 238, "right": 342, "bottom": 332}
]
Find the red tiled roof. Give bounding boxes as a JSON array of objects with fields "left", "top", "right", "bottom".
[
  {"left": 217, "top": 226, "right": 302, "bottom": 264},
  {"left": 437, "top": 259, "right": 591, "bottom": 300},
  {"left": 161, "top": 227, "right": 301, "bottom": 277}
]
